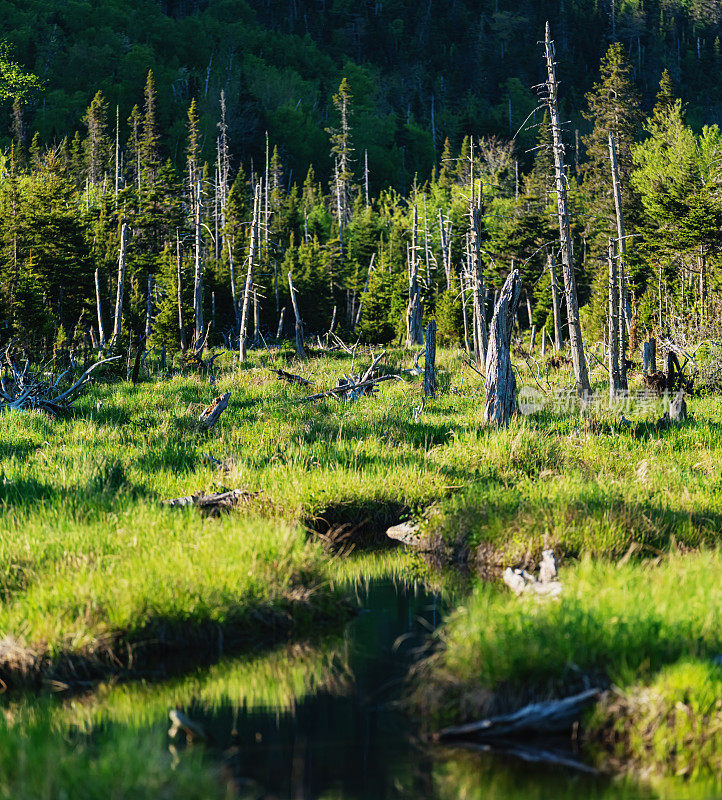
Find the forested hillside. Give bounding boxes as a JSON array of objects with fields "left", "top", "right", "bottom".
[
  {"left": 0, "top": 0, "right": 721, "bottom": 358},
  {"left": 3, "top": 0, "right": 722, "bottom": 183}
]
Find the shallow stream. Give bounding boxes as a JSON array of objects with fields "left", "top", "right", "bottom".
[{"left": 143, "top": 576, "right": 719, "bottom": 800}]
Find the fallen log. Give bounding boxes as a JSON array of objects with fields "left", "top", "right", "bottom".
[
  {"left": 162, "top": 488, "right": 259, "bottom": 511},
  {"left": 436, "top": 688, "right": 601, "bottom": 741},
  {"left": 274, "top": 368, "right": 313, "bottom": 386},
  {"left": 198, "top": 391, "right": 230, "bottom": 429},
  {"left": 300, "top": 374, "right": 401, "bottom": 403}
]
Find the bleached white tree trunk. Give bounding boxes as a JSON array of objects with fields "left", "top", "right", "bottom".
[
  {"left": 543, "top": 22, "right": 590, "bottom": 396},
  {"left": 483, "top": 269, "right": 522, "bottom": 426},
  {"left": 111, "top": 222, "right": 128, "bottom": 345}
]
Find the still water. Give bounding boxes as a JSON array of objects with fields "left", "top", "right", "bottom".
[{"left": 156, "top": 578, "right": 719, "bottom": 800}]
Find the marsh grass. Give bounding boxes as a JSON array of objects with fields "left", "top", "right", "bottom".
[{"left": 413, "top": 551, "right": 722, "bottom": 775}]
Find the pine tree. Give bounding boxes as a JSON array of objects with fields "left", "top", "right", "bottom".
[
  {"left": 83, "top": 90, "right": 110, "bottom": 185},
  {"left": 141, "top": 70, "right": 160, "bottom": 185},
  {"left": 327, "top": 78, "right": 354, "bottom": 233}
]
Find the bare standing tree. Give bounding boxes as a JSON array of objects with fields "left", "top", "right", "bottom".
[
  {"left": 484, "top": 269, "right": 522, "bottom": 426},
  {"left": 239, "top": 184, "right": 261, "bottom": 361},
  {"left": 111, "top": 222, "right": 129, "bottom": 346},
  {"left": 176, "top": 230, "right": 187, "bottom": 354},
  {"left": 543, "top": 22, "right": 590, "bottom": 396},
  {"left": 406, "top": 204, "right": 423, "bottom": 346}
]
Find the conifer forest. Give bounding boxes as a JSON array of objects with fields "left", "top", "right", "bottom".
[{"left": 1, "top": 1, "right": 722, "bottom": 798}]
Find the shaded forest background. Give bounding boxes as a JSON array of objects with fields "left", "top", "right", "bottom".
[
  {"left": 1, "top": 0, "right": 722, "bottom": 357},
  {"left": 4, "top": 0, "right": 722, "bottom": 188}
]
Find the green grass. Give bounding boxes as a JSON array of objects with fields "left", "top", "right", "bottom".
[
  {"left": 3, "top": 344, "right": 722, "bottom": 785},
  {"left": 414, "top": 551, "right": 722, "bottom": 775}
]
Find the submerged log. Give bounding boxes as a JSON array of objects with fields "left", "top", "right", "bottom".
[
  {"left": 483, "top": 269, "right": 522, "bottom": 426},
  {"left": 436, "top": 688, "right": 601, "bottom": 741}
]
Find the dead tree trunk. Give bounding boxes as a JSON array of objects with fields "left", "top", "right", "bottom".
[
  {"left": 228, "top": 238, "right": 240, "bottom": 337},
  {"left": 354, "top": 253, "right": 375, "bottom": 330},
  {"left": 608, "top": 240, "right": 621, "bottom": 399},
  {"left": 145, "top": 273, "right": 154, "bottom": 343},
  {"left": 548, "top": 250, "right": 563, "bottom": 350},
  {"left": 95, "top": 268, "right": 106, "bottom": 348},
  {"left": 193, "top": 178, "right": 204, "bottom": 344},
  {"left": 239, "top": 185, "right": 260, "bottom": 361},
  {"left": 111, "top": 222, "right": 128, "bottom": 345},
  {"left": 460, "top": 262, "right": 471, "bottom": 354},
  {"left": 470, "top": 206, "right": 487, "bottom": 370},
  {"left": 617, "top": 246, "right": 628, "bottom": 390},
  {"left": 642, "top": 338, "right": 656, "bottom": 374},
  {"left": 484, "top": 269, "right": 522, "bottom": 426},
  {"left": 276, "top": 307, "right": 286, "bottom": 340},
  {"left": 176, "top": 230, "right": 187, "bottom": 354},
  {"left": 406, "top": 205, "right": 424, "bottom": 347},
  {"left": 543, "top": 22, "right": 590, "bottom": 396},
  {"left": 424, "top": 319, "right": 436, "bottom": 398},
  {"left": 608, "top": 132, "right": 631, "bottom": 333},
  {"left": 438, "top": 209, "right": 453, "bottom": 288},
  {"left": 288, "top": 271, "right": 306, "bottom": 361}
]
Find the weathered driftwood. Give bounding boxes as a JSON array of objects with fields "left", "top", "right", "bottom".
[
  {"left": 424, "top": 320, "right": 436, "bottom": 398},
  {"left": 386, "top": 521, "right": 433, "bottom": 550},
  {"left": 436, "top": 688, "right": 601, "bottom": 741},
  {"left": 1, "top": 354, "right": 121, "bottom": 414},
  {"left": 301, "top": 374, "right": 399, "bottom": 403},
  {"left": 503, "top": 548, "right": 561, "bottom": 597},
  {"left": 274, "top": 368, "right": 312, "bottom": 386},
  {"left": 198, "top": 392, "right": 230, "bottom": 429},
  {"left": 163, "top": 488, "right": 258, "bottom": 510},
  {"left": 483, "top": 269, "right": 521, "bottom": 426},
  {"left": 669, "top": 388, "right": 687, "bottom": 422}
]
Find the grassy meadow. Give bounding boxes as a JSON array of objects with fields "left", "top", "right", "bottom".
[{"left": 1, "top": 342, "right": 722, "bottom": 794}]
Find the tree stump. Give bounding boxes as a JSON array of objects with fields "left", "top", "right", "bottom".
[
  {"left": 484, "top": 269, "right": 522, "bottom": 426},
  {"left": 424, "top": 320, "right": 436, "bottom": 398}
]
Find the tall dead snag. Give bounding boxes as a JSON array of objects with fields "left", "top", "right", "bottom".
[
  {"left": 438, "top": 208, "right": 453, "bottom": 288},
  {"left": 227, "top": 238, "right": 240, "bottom": 337},
  {"left": 543, "top": 23, "right": 590, "bottom": 396},
  {"left": 276, "top": 307, "right": 286, "bottom": 340},
  {"left": 608, "top": 240, "right": 621, "bottom": 399},
  {"left": 484, "top": 269, "right": 522, "bottom": 426},
  {"left": 547, "top": 250, "right": 563, "bottom": 350},
  {"left": 145, "top": 274, "right": 154, "bottom": 343},
  {"left": 193, "top": 178, "right": 204, "bottom": 344},
  {"left": 176, "top": 230, "right": 188, "bottom": 354},
  {"left": 239, "top": 184, "right": 260, "bottom": 361},
  {"left": 354, "top": 253, "right": 375, "bottom": 330},
  {"left": 608, "top": 132, "right": 630, "bottom": 331},
  {"left": 424, "top": 320, "right": 436, "bottom": 398},
  {"left": 111, "top": 222, "right": 129, "bottom": 345},
  {"left": 288, "top": 271, "right": 306, "bottom": 361},
  {"left": 94, "top": 268, "right": 106, "bottom": 348},
  {"left": 470, "top": 196, "right": 487, "bottom": 371},
  {"left": 406, "top": 205, "right": 423, "bottom": 347}
]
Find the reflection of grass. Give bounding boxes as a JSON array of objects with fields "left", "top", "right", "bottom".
[
  {"left": 0, "top": 639, "right": 350, "bottom": 799},
  {"left": 69, "top": 641, "right": 351, "bottom": 729},
  {"left": 0, "top": 703, "right": 220, "bottom": 800},
  {"left": 416, "top": 552, "right": 722, "bottom": 776},
  {"left": 432, "top": 748, "right": 722, "bottom": 800}
]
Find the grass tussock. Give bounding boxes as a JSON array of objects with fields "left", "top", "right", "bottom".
[{"left": 413, "top": 550, "right": 722, "bottom": 771}]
